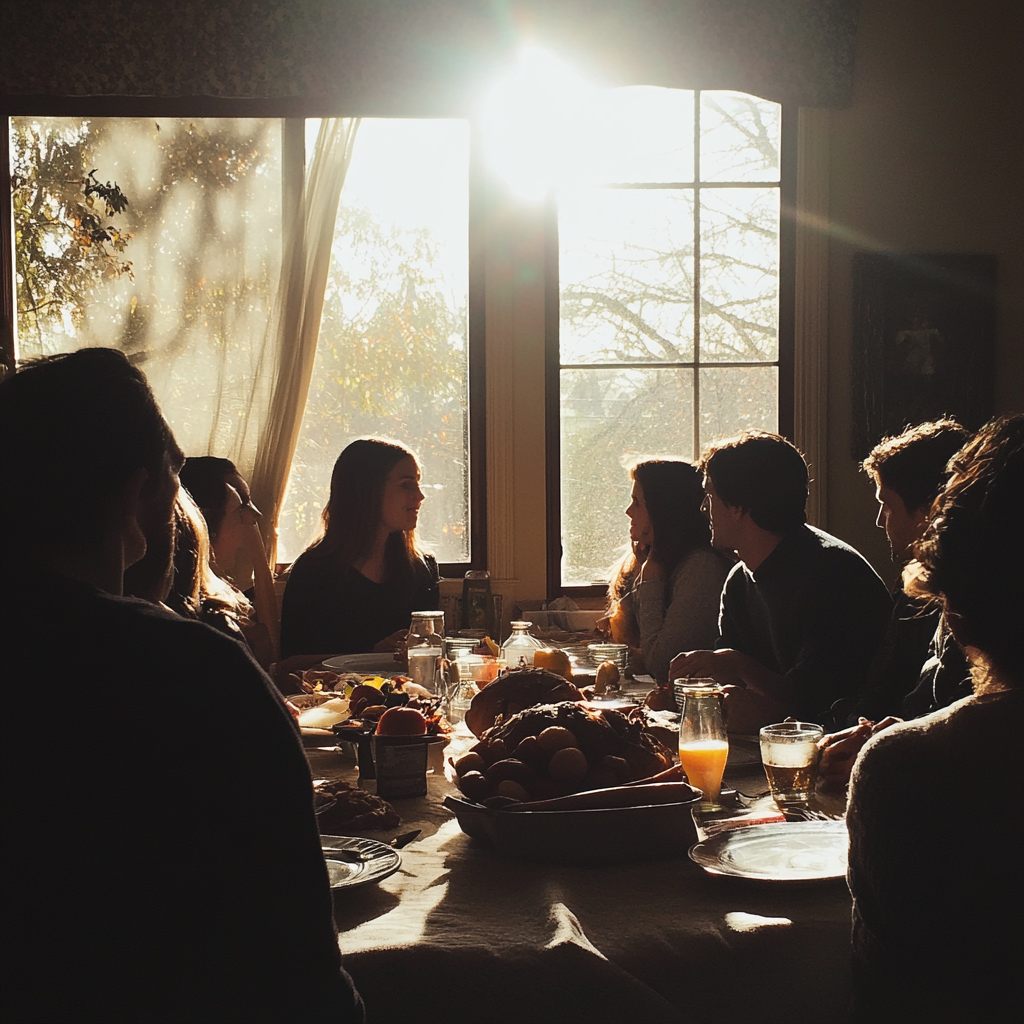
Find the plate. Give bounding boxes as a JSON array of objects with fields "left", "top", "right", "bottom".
[
  {"left": 689, "top": 820, "right": 848, "bottom": 882},
  {"left": 320, "top": 835, "right": 401, "bottom": 889},
  {"left": 322, "top": 653, "right": 405, "bottom": 675}
]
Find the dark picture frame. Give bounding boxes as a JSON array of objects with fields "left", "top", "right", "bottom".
[{"left": 851, "top": 253, "right": 997, "bottom": 459}]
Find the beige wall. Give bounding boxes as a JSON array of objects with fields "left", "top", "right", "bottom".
[
  {"left": 489, "top": 0, "right": 1024, "bottom": 610},
  {"left": 826, "top": 0, "right": 1024, "bottom": 585}
]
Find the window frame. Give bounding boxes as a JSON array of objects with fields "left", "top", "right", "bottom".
[
  {"left": 544, "top": 94, "right": 797, "bottom": 598},
  {"left": 2, "top": 96, "right": 487, "bottom": 577}
]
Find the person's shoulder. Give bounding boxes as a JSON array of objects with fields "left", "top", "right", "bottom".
[
  {"left": 804, "top": 526, "right": 886, "bottom": 583},
  {"left": 676, "top": 547, "right": 733, "bottom": 584}
]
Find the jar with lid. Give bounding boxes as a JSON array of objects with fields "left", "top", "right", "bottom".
[
  {"left": 500, "top": 620, "right": 545, "bottom": 669},
  {"left": 407, "top": 611, "right": 444, "bottom": 692}
]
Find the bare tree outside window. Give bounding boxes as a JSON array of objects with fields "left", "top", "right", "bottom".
[{"left": 558, "top": 89, "right": 781, "bottom": 585}]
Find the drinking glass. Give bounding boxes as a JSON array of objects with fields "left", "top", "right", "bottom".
[
  {"left": 407, "top": 611, "right": 444, "bottom": 692},
  {"left": 674, "top": 679, "right": 729, "bottom": 811},
  {"left": 759, "top": 722, "right": 824, "bottom": 804}
]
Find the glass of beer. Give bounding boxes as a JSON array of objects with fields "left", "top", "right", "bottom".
[
  {"left": 759, "top": 722, "right": 824, "bottom": 804},
  {"left": 674, "top": 679, "right": 729, "bottom": 811}
]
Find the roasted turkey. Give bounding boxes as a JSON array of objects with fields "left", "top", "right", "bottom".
[{"left": 465, "top": 668, "right": 583, "bottom": 737}]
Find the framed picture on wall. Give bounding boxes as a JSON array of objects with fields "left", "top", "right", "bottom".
[{"left": 851, "top": 253, "right": 996, "bottom": 459}]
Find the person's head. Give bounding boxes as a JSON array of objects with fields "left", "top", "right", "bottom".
[
  {"left": 700, "top": 431, "right": 808, "bottom": 547},
  {"left": 317, "top": 438, "right": 426, "bottom": 570},
  {"left": 904, "top": 414, "right": 1024, "bottom": 690},
  {"left": 627, "top": 459, "right": 711, "bottom": 563},
  {"left": 179, "top": 456, "right": 259, "bottom": 571},
  {"left": 863, "top": 419, "right": 970, "bottom": 561},
  {"left": 0, "top": 348, "right": 181, "bottom": 582}
]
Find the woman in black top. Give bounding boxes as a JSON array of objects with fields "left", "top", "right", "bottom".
[{"left": 280, "top": 438, "right": 439, "bottom": 658}]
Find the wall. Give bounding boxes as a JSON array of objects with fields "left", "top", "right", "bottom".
[{"left": 826, "top": 0, "right": 1024, "bottom": 585}]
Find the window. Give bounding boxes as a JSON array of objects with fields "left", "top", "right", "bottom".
[
  {"left": 9, "top": 114, "right": 479, "bottom": 572},
  {"left": 548, "top": 87, "right": 794, "bottom": 588}
]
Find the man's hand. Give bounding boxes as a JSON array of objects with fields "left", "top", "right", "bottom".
[{"left": 669, "top": 648, "right": 751, "bottom": 688}]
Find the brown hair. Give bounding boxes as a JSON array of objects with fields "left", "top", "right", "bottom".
[
  {"left": 904, "top": 414, "right": 1024, "bottom": 689},
  {"left": 701, "top": 430, "right": 808, "bottom": 534},
  {"left": 306, "top": 437, "right": 426, "bottom": 587},
  {"left": 608, "top": 458, "right": 720, "bottom": 603},
  {"left": 863, "top": 419, "right": 970, "bottom": 514}
]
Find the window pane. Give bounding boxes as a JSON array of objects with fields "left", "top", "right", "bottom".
[
  {"left": 11, "top": 116, "right": 282, "bottom": 455},
  {"left": 559, "top": 188, "right": 694, "bottom": 365},
  {"left": 279, "top": 119, "right": 470, "bottom": 565},
  {"left": 560, "top": 367, "right": 695, "bottom": 585},
  {"left": 700, "top": 187, "right": 779, "bottom": 362},
  {"left": 574, "top": 86, "right": 694, "bottom": 184},
  {"left": 700, "top": 91, "right": 781, "bottom": 182},
  {"left": 699, "top": 366, "right": 778, "bottom": 449}
]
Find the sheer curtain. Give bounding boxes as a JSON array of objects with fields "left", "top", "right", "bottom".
[{"left": 242, "top": 118, "right": 360, "bottom": 565}]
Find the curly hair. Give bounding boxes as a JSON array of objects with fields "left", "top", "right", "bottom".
[
  {"left": 904, "top": 414, "right": 1024, "bottom": 688},
  {"left": 862, "top": 418, "right": 970, "bottom": 513}
]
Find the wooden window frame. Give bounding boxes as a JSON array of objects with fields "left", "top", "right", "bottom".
[
  {"left": 1, "top": 97, "right": 487, "bottom": 577},
  {"left": 544, "top": 96, "right": 798, "bottom": 598}
]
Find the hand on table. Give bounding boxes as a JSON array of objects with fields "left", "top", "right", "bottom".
[
  {"left": 373, "top": 629, "right": 410, "bottom": 655},
  {"left": 818, "top": 716, "right": 902, "bottom": 786},
  {"left": 668, "top": 648, "right": 747, "bottom": 688}
]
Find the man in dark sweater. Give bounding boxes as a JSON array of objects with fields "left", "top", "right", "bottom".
[
  {"left": 856, "top": 419, "right": 971, "bottom": 721},
  {"left": 670, "top": 431, "right": 891, "bottom": 732},
  {"left": 1, "top": 350, "right": 364, "bottom": 1023}
]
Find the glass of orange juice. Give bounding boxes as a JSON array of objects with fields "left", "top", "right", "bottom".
[{"left": 673, "top": 679, "right": 729, "bottom": 811}]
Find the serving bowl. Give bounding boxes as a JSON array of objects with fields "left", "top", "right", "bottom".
[{"left": 444, "top": 781, "right": 701, "bottom": 865}]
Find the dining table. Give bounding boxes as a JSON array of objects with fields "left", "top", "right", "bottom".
[{"left": 306, "top": 721, "right": 854, "bottom": 1024}]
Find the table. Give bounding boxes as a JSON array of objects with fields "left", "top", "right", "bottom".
[{"left": 308, "top": 735, "right": 853, "bottom": 1024}]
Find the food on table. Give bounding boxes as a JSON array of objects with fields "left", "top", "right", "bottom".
[
  {"left": 453, "top": 701, "right": 673, "bottom": 803},
  {"left": 482, "top": 636, "right": 500, "bottom": 657},
  {"left": 298, "top": 697, "right": 351, "bottom": 730},
  {"left": 376, "top": 706, "right": 429, "bottom": 736},
  {"left": 312, "top": 778, "right": 401, "bottom": 832},
  {"left": 594, "top": 660, "right": 620, "bottom": 694},
  {"left": 349, "top": 683, "right": 387, "bottom": 716},
  {"left": 301, "top": 669, "right": 346, "bottom": 693},
  {"left": 533, "top": 648, "right": 574, "bottom": 681},
  {"left": 644, "top": 685, "right": 676, "bottom": 712},
  {"left": 465, "top": 668, "right": 585, "bottom": 737}
]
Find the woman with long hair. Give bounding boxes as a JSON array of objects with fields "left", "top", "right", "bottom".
[
  {"left": 279, "top": 437, "right": 439, "bottom": 658},
  {"left": 846, "top": 414, "right": 1023, "bottom": 1021},
  {"left": 604, "top": 458, "right": 732, "bottom": 683}
]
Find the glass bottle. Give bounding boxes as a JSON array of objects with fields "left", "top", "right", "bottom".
[
  {"left": 500, "top": 620, "right": 545, "bottom": 669},
  {"left": 407, "top": 611, "right": 444, "bottom": 692},
  {"left": 673, "top": 679, "right": 729, "bottom": 811}
]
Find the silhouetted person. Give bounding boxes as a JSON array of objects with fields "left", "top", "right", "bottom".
[
  {"left": 847, "top": 414, "right": 1024, "bottom": 1022},
  {"left": 1, "top": 349, "right": 364, "bottom": 1023},
  {"left": 670, "top": 431, "right": 891, "bottom": 732}
]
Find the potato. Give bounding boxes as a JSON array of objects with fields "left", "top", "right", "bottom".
[
  {"left": 602, "top": 755, "right": 631, "bottom": 782},
  {"left": 496, "top": 780, "right": 530, "bottom": 802},
  {"left": 458, "top": 770, "right": 490, "bottom": 802},
  {"left": 454, "top": 752, "right": 487, "bottom": 777},
  {"left": 485, "top": 758, "right": 539, "bottom": 790},
  {"left": 582, "top": 765, "right": 620, "bottom": 791},
  {"left": 594, "top": 660, "right": 619, "bottom": 693},
  {"left": 536, "top": 726, "right": 578, "bottom": 753},
  {"left": 512, "top": 734, "right": 548, "bottom": 769},
  {"left": 548, "top": 746, "right": 589, "bottom": 785}
]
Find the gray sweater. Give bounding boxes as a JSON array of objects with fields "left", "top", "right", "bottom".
[{"left": 625, "top": 547, "right": 732, "bottom": 684}]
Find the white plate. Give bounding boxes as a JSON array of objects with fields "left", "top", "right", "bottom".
[
  {"left": 320, "top": 835, "right": 402, "bottom": 889},
  {"left": 321, "top": 653, "right": 405, "bottom": 675},
  {"left": 689, "top": 820, "right": 848, "bottom": 882}
]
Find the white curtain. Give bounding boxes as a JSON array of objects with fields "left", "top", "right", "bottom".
[{"left": 243, "top": 118, "right": 360, "bottom": 565}]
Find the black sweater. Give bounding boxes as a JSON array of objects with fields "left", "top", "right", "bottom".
[
  {"left": 2, "top": 571, "right": 364, "bottom": 1024},
  {"left": 280, "top": 548, "right": 439, "bottom": 658}
]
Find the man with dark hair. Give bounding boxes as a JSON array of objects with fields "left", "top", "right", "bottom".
[
  {"left": 670, "top": 431, "right": 892, "bottom": 732},
  {"left": 857, "top": 419, "right": 971, "bottom": 719},
  {"left": 1, "top": 350, "right": 364, "bottom": 1023}
]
